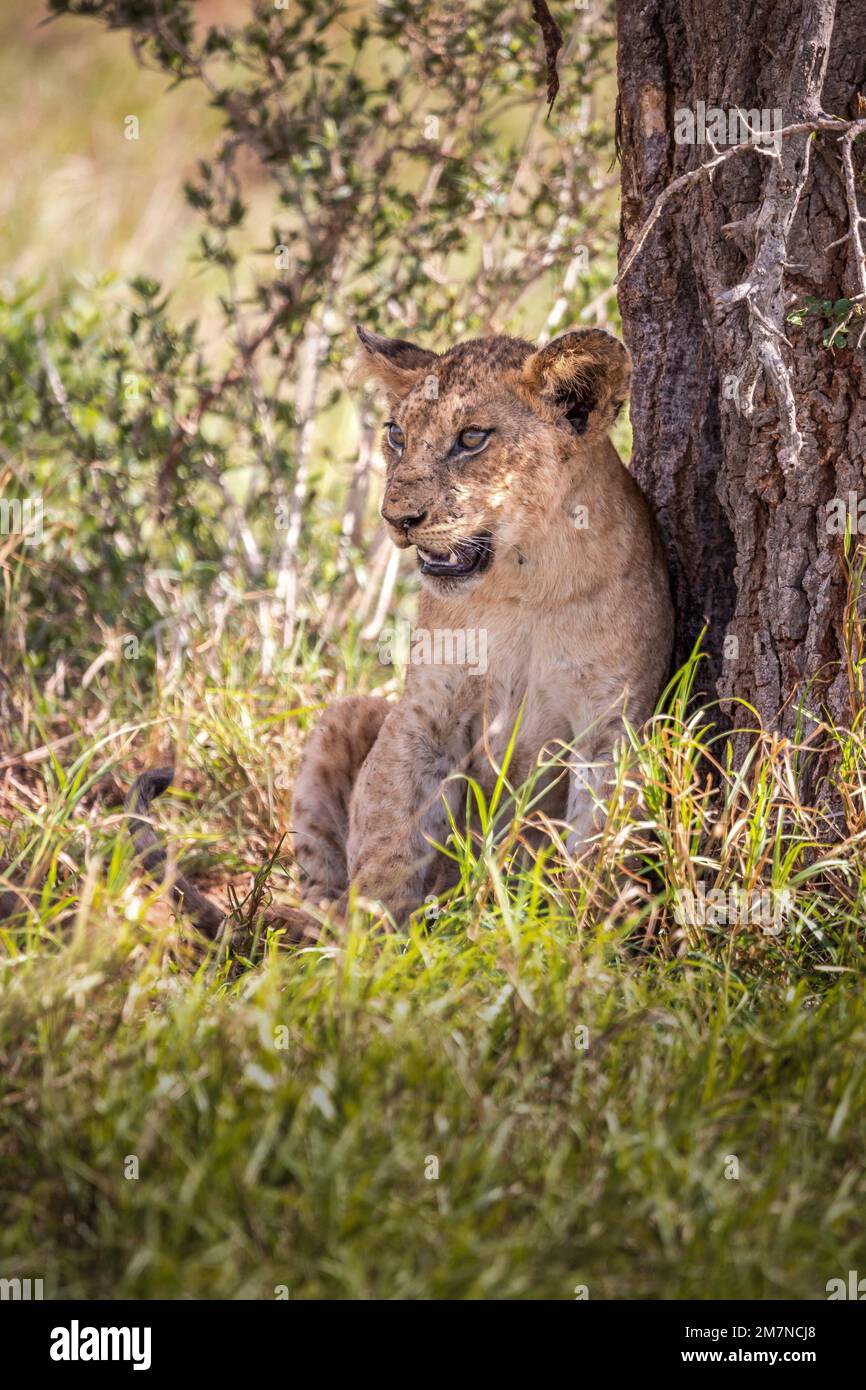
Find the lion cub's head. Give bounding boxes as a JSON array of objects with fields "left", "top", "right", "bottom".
[{"left": 355, "top": 325, "right": 630, "bottom": 594}]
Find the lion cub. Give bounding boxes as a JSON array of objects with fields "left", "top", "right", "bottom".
[{"left": 293, "top": 326, "right": 672, "bottom": 922}]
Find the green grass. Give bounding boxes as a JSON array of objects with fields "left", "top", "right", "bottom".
[{"left": 2, "top": 642, "right": 866, "bottom": 1300}]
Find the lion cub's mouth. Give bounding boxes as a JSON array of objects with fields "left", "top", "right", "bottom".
[{"left": 416, "top": 533, "right": 493, "bottom": 580}]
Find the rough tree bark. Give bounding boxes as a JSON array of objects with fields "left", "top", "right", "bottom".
[{"left": 616, "top": 0, "right": 866, "bottom": 794}]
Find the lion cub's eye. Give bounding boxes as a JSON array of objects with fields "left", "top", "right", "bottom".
[
  {"left": 386, "top": 422, "right": 405, "bottom": 451},
  {"left": 455, "top": 427, "right": 491, "bottom": 454}
]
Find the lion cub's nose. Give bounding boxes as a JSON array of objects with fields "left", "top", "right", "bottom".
[{"left": 382, "top": 506, "right": 428, "bottom": 535}]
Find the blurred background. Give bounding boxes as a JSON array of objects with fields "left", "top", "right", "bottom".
[{"left": 1, "top": 0, "right": 620, "bottom": 712}]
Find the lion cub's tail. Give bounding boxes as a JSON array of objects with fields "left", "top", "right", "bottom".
[{"left": 126, "top": 767, "right": 226, "bottom": 937}]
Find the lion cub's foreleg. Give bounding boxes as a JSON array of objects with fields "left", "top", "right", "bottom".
[
  {"left": 346, "top": 701, "right": 468, "bottom": 922},
  {"left": 564, "top": 712, "right": 628, "bottom": 858},
  {"left": 292, "top": 695, "right": 390, "bottom": 909},
  {"left": 566, "top": 748, "right": 613, "bottom": 856}
]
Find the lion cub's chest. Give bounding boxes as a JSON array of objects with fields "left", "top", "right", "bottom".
[
  {"left": 468, "top": 668, "right": 573, "bottom": 791},
  {"left": 413, "top": 607, "right": 580, "bottom": 790}
]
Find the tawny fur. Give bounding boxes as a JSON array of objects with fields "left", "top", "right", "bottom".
[{"left": 293, "top": 325, "right": 673, "bottom": 923}]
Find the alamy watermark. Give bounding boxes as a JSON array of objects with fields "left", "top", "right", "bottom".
[
  {"left": 378, "top": 621, "right": 488, "bottom": 675},
  {"left": 826, "top": 1270, "right": 866, "bottom": 1299},
  {"left": 674, "top": 102, "right": 782, "bottom": 150},
  {"left": 0, "top": 1276, "right": 43, "bottom": 1300},
  {"left": 0, "top": 496, "right": 43, "bottom": 545},
  {"left": 50, "top": 1321, "right": 151, "bottom": 1371},
  {"left": 825, "top": 492, "right": 866, "bottom": 534},
  {"left": 674, "top": 882, "right": 793, "bottom": 934}
]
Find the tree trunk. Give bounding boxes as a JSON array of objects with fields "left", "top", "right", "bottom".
[{"left": 616, "top": 0, "right": 866, "bottom": 793}]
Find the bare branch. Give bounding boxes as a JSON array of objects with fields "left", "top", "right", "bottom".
[
  {"left": 617, "top": 119, "right": 851, "bottom": 289},
  {"left": 838, "top": 120, "right": 866, "bottom": 348}
]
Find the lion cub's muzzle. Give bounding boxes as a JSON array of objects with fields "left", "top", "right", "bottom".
[
  {"left": 381, "top": 503, "right": 428, "bottom": 546},
  {"left": 416, "top": 533, "right": 493, "bottom": 580},
  {"left": 381, "top": 495, "right": 494, "bottom": 580}
]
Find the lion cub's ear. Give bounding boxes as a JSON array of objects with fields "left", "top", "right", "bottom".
[
  {"left": 353, "top": 325, "right": 439, "bottom": 401},
  {"left": 520, "top": 328, "right": 630, "bottom": 437}
]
